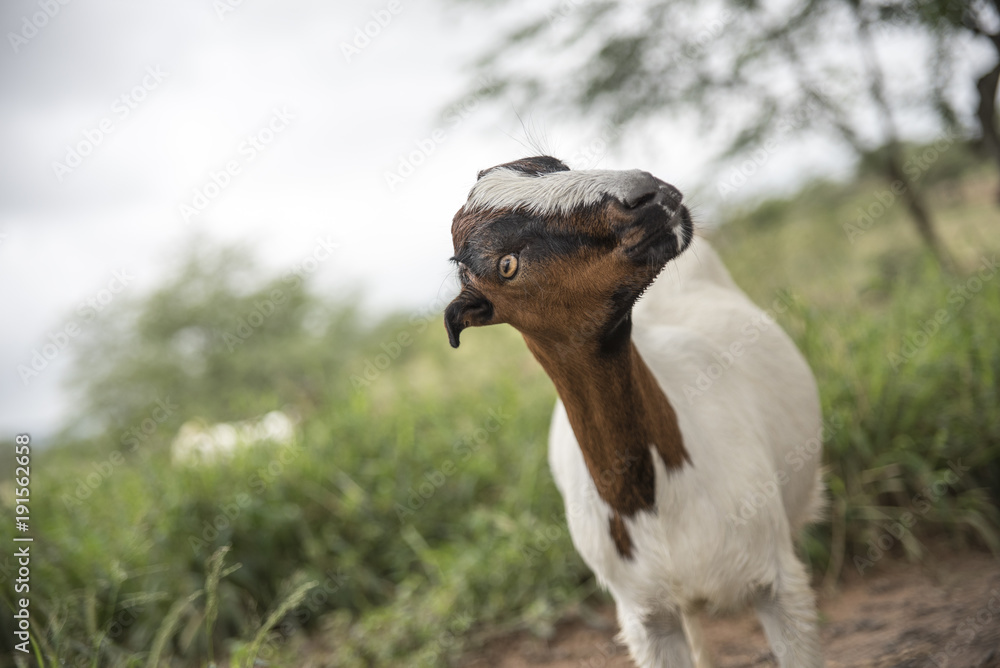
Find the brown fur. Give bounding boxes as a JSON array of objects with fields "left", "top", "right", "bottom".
[
  {"left": 446, "top": 157, "right": 691, "bottom": 558},
  {"left": 526, "top": 337, "right": 688, "bottom": 558}
]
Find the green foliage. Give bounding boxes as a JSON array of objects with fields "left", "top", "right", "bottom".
[
  {"left": 1, "top": 166, "right": 998, "bottom": 666},
  {"left": 0, "top": 251, "right": 583, "bottom": 666},
  {"left": 63, "top": 241, "right": 366, "bottom": 441},
  {"left": 856, "top": 138, "right": 985, "bottom": 186}
]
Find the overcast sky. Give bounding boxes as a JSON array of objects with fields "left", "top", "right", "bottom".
[{"left": 0, "top": 0, "right": 989, "bottom": 444}]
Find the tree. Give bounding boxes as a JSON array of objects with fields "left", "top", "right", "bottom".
[
  {"left": 884, "top": 0, "right": 1000, "bottom": 202},
  {"left": 458, "top": 0, "right": 994, "bottom": 269},
  {"left": 61, "top": 241, "right": 364, "bottom": 447}
]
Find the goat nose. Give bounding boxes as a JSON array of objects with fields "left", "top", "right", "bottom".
[
  {"left": 621, "top": 172, "right": 683, "bottom": 211},
  {"left": 622, "top": 172, "right": 661, "bottom": 209}
]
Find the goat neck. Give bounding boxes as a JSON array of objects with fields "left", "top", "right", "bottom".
[{"left": 523, "top": 328, "right": 688, "bottom": 558}]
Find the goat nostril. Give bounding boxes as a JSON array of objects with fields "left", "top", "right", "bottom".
[
  {"left": 622, "top": 171, "right": 667, "bottom": 209},
  {"left": 624, "top": 191, "right": 657, "bottom": 209}
]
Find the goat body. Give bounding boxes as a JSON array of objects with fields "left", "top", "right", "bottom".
[
  {"left": 446, "top": 156, "right": 824, "bottom": 667},
  {"left": 548, "top": 237, "right": 824, "bottom": 666}
]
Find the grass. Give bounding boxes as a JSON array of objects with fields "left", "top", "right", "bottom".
[
  {"left": 0, "top": 155, "right": 998, "bottom": 667},
  {"left": 712, "top": 162, "right": 1000, "bottom": 584}
]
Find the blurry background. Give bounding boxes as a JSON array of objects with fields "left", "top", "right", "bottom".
[{"left": 1, "top": 0, "right": 998, "bottom": 666}]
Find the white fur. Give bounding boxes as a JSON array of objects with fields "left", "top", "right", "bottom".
[
  {"left": 171, "top": 410, "right": 296, "bottom": 466},
  {"left": 548, "top": 237, "right": 824, "bottom": 667},
  {"left": 467, "top": 168, "right": 647, "bottom": 215}
]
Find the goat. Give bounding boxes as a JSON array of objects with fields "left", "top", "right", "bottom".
[
  {"left": 171, "top": 410, "right": 296, "bottom": 466},
  {"left": 444, "top": 156, "right": 824, "bottom": 667}
]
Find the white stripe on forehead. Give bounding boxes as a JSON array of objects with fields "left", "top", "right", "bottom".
[{"left": 466, "top": 168, "right": 647, "bottom": 216}]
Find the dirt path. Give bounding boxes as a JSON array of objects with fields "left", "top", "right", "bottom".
[{"left": 462, "top": 550, "right": 1000, "bottom": 668}]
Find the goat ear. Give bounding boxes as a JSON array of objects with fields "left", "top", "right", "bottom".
[{"left": 444, "top": 288, "right": 494, "bottom": 348}]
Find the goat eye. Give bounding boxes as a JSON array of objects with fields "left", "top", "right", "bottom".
[{"left": 498, "top": 254, "right": 519, "bottom": 279}]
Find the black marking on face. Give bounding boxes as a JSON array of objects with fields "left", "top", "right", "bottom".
[
  {"left": 477, "top": 156, "right": 571, "bottom": 181},
  {"left": 453, "top": 210, "right": 619, "bottom": 281}
]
